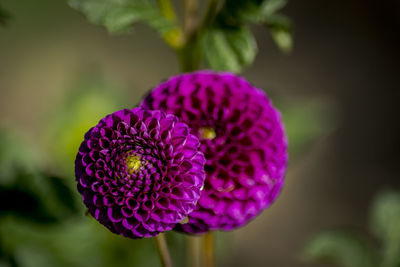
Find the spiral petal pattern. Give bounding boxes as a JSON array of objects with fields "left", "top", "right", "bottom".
[{"left": 75, "top": 108, "right": 205, "bottom": 238}]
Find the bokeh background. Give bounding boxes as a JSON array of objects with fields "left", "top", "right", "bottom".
[{"left": 0, "top": 0, "right": 399, "bottom": 266}]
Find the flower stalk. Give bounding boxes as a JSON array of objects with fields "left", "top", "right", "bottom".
[
  {"left": 204, "top": 232, "right": 215, "bottom": 267},
  {"left": 178, "top": 0, "right": 219, "bottom": 264},
  {"left": 155, "top": 233, "right": 174, "bottom": 267},
  {"left": 186, "top": 235, "right": 202, "bottom": 267},
  {"left": 177, "top": 0, "right": 219, "bottom": 72}
]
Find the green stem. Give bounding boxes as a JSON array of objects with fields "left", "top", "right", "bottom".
[
  {"left": 177, "top": 0, "right": 219, "bottom": 71},
  {"left": 186, "top": 235, "right": 202, "bottom": 267},
  {"left": 180, "top": 0, "right": 219, "bottom": 264},
  {"left": 204, "top": 232, "right": 215, "bottom": 267},
  {"left": 177, "top": 0, "right": 200, "bottom": 71},
  {"left": 177, "top": 40, "right": 201, "bottom": 72},
  {"left": 155, "top": 233, "right": 174, "bottom": 267},
  {"left": 198, "top": 0, "right": 219, "bottom": 32},
  {"left": 183, "top": 0, "right": 199, "bottom": 40}
]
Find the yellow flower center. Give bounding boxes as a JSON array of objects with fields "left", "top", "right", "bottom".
[
  {"left": 126, "top": 155, "right": 141, "bottom": 174},
  {"left": 199, "top": 127, "right": 216, "bottom": 140}
]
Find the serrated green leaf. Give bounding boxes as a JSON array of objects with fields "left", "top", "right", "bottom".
[
  {"left": 301, "top": 230, "right": 377, "bottom": 267},
  {"left": 202, "top": 27, "right": 257, "bottom": 73},
  {"left": 266, "top": 14, "right": 293, "bottom": 53},
  {"left": 69, "top": 0, "right": 174, "bottom": 35},
  {"left": 102, "top": 6, "right": 143, "bottom": 33},
  {"left": 369, "top": 191, "right": 400, "bottom": 267}
]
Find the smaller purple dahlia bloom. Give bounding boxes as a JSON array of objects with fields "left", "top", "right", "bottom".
[
  {"left": 141, "top": 71, "right": 288, "bottom": 233},
  {"left": 75, "top": 108, "right": 205, "bottom": 238}
]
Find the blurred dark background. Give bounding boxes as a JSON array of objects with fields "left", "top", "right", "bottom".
[{"left": 0, "top": 0, "right": 399, "bottom": 266}]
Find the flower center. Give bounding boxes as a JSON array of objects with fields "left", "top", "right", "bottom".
[
  {"left": 199, "top": 127, "right": 216, "bottom": 140},
  {"left": 125, "top": 155, "right": 141, "bottom": 174}
]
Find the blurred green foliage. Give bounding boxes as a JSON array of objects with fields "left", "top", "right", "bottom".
[
  {"left": 0, "top": 128, "right": 78, "bottom": 223},
  {"left": 205, "top": 0, "right": 292, "bottom": 72},
  {"left": 43, "top": 76, "right": 123, "bottom": 174},
  {"left": 0, "top": 5, "right": 10, "bottom": 26},
  {"left": 265, "top": 14, "right": 292, "bottom": 53},
  {"left": 278, "top": 98, "right": 336, "bottom": 158},
  {"left": 0, "top": 216, "right": 163, "bottom": 267},
  {"left": 370, "top": 192, "right": 400, "bottom": 267},
  {"left": 68, "top": 0, "right": 174, "bottom": 35},
  {"left": 69, "top": 0, "right": 293, "bottom": 73},
  {"left": 301, "top": 190, "right": 400, "bottom": 267},
  {"left": 301, "top": 230, "right": 377, "bottom": 267},
  {"left": 0, "top": 127, "right": 79, "bottom": 266}
]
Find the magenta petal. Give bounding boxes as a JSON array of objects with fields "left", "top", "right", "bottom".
[
  {"left": 141, "top": 71, "right": 288, "bottom": 233},
  {"left": 122, "top": 218, "right": 139, "bottom": 230},
  {"left": 107, "top": 207, "right": 123, "bottom": 223}
]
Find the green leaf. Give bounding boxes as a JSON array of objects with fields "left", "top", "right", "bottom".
[
  {"left": 0, "top": 168, "right": 73, "bottom": 224},
  {"left": 260, "top": 0, "right": 288, "bottom": 18},
  {"left": 202, "top": 27, "right": 257, "bottom": 73},
  {"left": 68, "top": 0, "right": 174, "bottom": 34},
  {"left": 45, "top": 175, "right": 79, "bottom": 216},
  {"left": 0, "top": 169, "right": 79, "bottom": 224},
  {"left": 369, "top": 191, "right": 400, "bottom": 267},
  {"left": 212, "top": 0, "right": 292, "bottom": 57},
  {"left": 370, "top": 191, "right": 400, "bottom": 241},
  {"left": 0, "top": 183, "right": 58, "bottom": 224},
  {"left": 215, "top": 0, "right": 288, "bottom": 26},
  {"left": 216, "top": 0, "right": 262, "bottom": 26},
  {"left": 266, "top": 14, "right": 293, "bottom": 53},
  {"left": 301, "top": 230, "right": 377, "bottom": 267}
]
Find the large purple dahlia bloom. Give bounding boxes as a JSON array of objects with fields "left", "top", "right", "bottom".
[
  {"left": 75, "top": 108, "right": 206, "bottom": 238},
  {"left": 141, "top": 71, "right": 288, "bottom": 233}
]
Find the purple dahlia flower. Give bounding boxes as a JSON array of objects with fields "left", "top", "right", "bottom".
[
  {"left": 141, "top": 71, "right": 288, "bottom": 233},
  {"left": 75, "top": 108, "right": 206, "bottom": 238}
]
